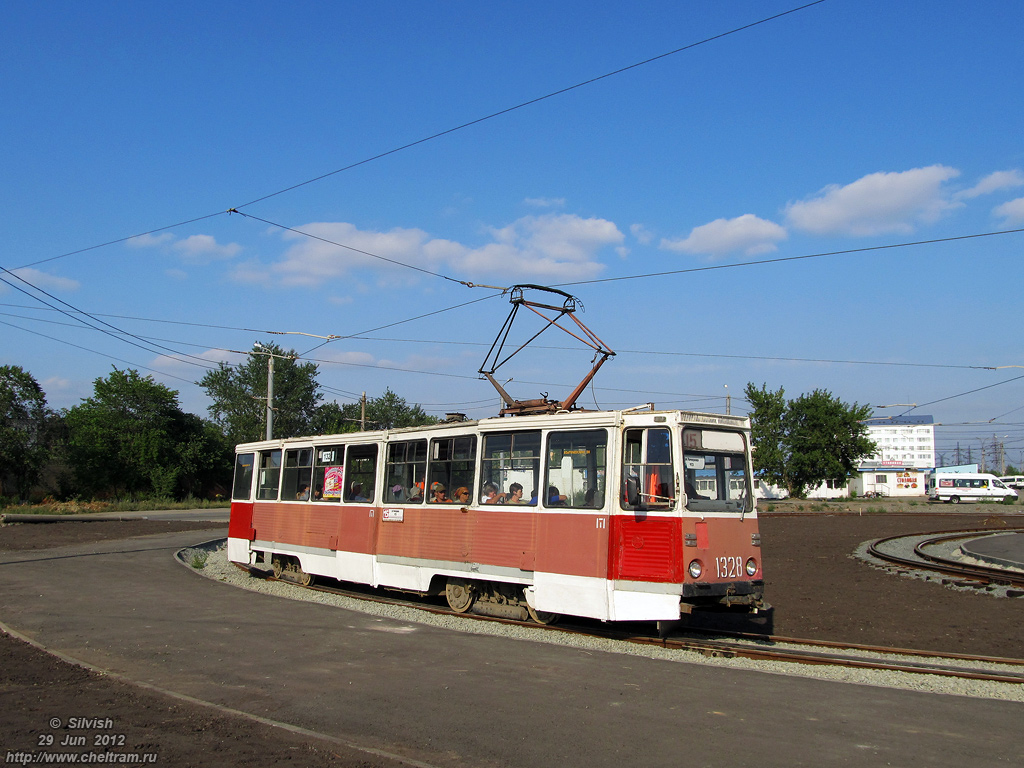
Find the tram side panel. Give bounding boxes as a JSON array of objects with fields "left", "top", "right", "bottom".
[
  {"left": 532, "top": 509, "right": 611, "bottom": 620},
  {"left": 470, "top": 507, "right": 538, "bottom": 573},
  {"left": 375, "top": 505, "right": 472, "bottom": 590},
  {"left": 246, "top": 501, "right": 377, "bottom": 584},
  {"left": 227, "top": 501, "right": 255, "bottom": 564}
]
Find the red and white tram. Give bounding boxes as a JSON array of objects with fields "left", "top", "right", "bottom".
[{"left": 227, "top": 408, "right": 765, "bottom": 624}]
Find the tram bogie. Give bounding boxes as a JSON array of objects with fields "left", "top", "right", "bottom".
[{"left": 228, "top": 408, "right": 766, "bottom": 625}]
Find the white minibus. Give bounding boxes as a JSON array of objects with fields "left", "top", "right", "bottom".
[
  {"left": 999, "top": 475, "right": 1024, "bottom": 490},
  {"left": 927, "top": 472, "right": 1018, "bottom": 504}
]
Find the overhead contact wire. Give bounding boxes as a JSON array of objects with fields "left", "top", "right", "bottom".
[
  {"left": 232, "top": 1, "right": 828, "bottom": 210},
  {"left": 16, "top": 1, "right": 826, "bottom": 272}
]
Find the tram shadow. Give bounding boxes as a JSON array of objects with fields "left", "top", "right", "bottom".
[{"left": 657, "top": 605, "right": 775, "bottom": 639}]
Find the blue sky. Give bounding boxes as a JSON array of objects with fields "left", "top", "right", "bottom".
[{"left": 2, "top": 1, "right": 1023, "bottom": 464}]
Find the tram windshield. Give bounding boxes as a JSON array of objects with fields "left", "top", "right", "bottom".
[{"left": 681, "top": 429, "right": 750, "bottom": 513}]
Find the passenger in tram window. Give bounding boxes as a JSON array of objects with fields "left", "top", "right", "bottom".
[
  {"left": 390, "top": 484, "right": 405, "bottom": 501},
  {"left": 584, "top": 487, "right": 595, "bottom": 507},
  {"left": 429, "top": 482, "right": 448, "bottom": 503},
  {"left": 407, "top": 484, "right": 423, "bottom": 503},
  {"left": 349, "top": 482, "right": 369, "bottom": 502},
  {"left": 547, "top": 486, "right": 567, "bottom": 505},
  {"left": 482, "top": 482, "right": 504, "bottom": 504},
  {"left": 507, "top": 483, "right": 524, "bottom": 504},
  {"left": 528, "top": 489, "right": 538, "bottom": 505},
  {"left": 453, "top": 486, "right": 470, "bottom": 504},
  {"left": 296, "top": 484, "right": 310, "bottom": 501}
]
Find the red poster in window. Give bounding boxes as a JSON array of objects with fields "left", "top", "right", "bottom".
[{"left": 323, "top": 466, "right": 344, "bottom": 498}]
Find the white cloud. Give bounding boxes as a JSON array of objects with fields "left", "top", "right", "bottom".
[
  {"left": 3, "top": 267, "right": 80, "bottom": 293},
  {"left": 125, "top": 232, "right": 241, "bottom": 264},
  {"left": 660, "top": 214, "right": 787, "bottom": 258},
  {"left": 236, "top": 214, "right": 621, "bottom": 286},
  {"left": 785, "top": 165, "right": 961, "bottom": 236},
  {"left": 126, "top": 233, "right": 174, "bottom": 248},
  {"left": 150, "top": 348, "right": 243, "bottom": 380},
  {"left": 956, "top": 169, "right": 1024, "bottom": 199},
  {"left": 630, "top": 223, "right": 654, "bottom": 245},
  {"left": 993, "top": 197, "right": 1024, "bottom": 225},
  {"left": 172, "top": 234, "right": 241, "bottom": 262},
  {"left": 322, "top": 350, "right": 375, "bottom": 366},
  {"left": 524, "top": 197, "right": 566, "bottom": 209}
]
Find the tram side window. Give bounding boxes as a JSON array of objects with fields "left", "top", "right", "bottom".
[
  {"left": 546, "top": 429, "right": 607, "bottom": 508},
  {"left": 232, "top": 453, "right": 255, "bottom": 501},
  {"left": 621, "top": 428, "right": 674, "bottom": 511},
  {"left": 281, "top": 448, "right": 314, "bottom": 501},
  {"left": 344, "top": 445, "right": 378, "bottom": 503},
  {"left": 385, "top": 439, "right": 427, "bottom": 503},
  {"left": 256, "top": 449, "right": 283, "bottom": 500},
  {"left": 480, "top": 431, "right": 540, "bottom": 505},
  {"left": 427, "top": 435, "right": 477, "bottom": 503},
  {"left": 314, "top": 445, "right": 345, "bottom": 502}
]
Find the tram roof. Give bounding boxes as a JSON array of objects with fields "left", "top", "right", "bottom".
[{"left": 235, "top": 408, "right": 749, "bottom": 451}]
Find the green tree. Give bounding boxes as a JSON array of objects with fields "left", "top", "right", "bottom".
[
  {"left": 745, "top": 382, "right": 876, "bottom": 498},
  {"left": 310, "top": 388, "right": 437, "bottom": 434},
  {"left": 744, "top": 383, "right": 788, "bottom": 490},
  {"left": 64, "top": 368, "right": 224, "bottom": 499},
  {"left": 198, "top": 342, "right": 322, "bottom": 445},
  {"left": 0, "top": 365, "right": 56, "bottom": 499}
]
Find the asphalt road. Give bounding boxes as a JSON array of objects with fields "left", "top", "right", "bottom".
[{"left": 1, "top": 529, "right": 1021, "bottom": 768}]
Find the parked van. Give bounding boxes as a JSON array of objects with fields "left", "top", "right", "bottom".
[
  {"left": 927, "top": 472, "right": 1018, "bottom": 504},
  {"left": 999, "top": 475, "right": 1024, "bottom": 490}
]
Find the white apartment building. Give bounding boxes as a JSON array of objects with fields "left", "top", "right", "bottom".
[
  {"left": 861, "top": 415, "right": 935, "bottom": 470},
  {"left": 850, "top": 415, "right": 934, "bottom": 497}
]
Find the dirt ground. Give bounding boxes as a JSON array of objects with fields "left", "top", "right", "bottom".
[{"left": 2, "top": 508, "right": 1023, "bottom": 765}]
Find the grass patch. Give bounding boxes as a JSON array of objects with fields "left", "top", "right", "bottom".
[
  {"left": 189, "top": 550, "right": 209, "bottom": 569},
  {"left": 2, "top": 497, "right": 229, "bottom": 515}
]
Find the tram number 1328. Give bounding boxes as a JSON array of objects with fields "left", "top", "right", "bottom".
[{"left": 715, "top": 556, "right": 744, "bottom": 579}]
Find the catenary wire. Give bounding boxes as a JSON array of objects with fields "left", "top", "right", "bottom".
[
  {"left": 15, "top": 2, "right": 826, "bottom": 273},
  {"left": 0, "top": 268, "right": 218, "bottom": 371},
  {"left": 2, "top": 303, "right": 1007, "bottom": 382},
  {"left": 0, "top": 319, "right": 200, "bottom": 385},
  {"left": 3, "top": 305, "right": 1008, "bottom": 373},
  {"left": 228, "top": 210, "right": 467, "bottom": 286},
  {"left": 553, "top": 227, "right": 1024, "bottom": 289},
  {"left": 231, "top": 1, "right": 827, "bottom": 210}
]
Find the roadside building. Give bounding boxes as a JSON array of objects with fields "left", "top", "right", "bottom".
[{"left": 846, "top": 415, "right": 935, "bottom": 498}]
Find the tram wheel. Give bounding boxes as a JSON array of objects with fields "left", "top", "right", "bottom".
[
  {"left": 297, "top": 568, "right": 314, "bottom": 587},
  {"left": 526, "top": 603, "right": 560, "bottom": 625},
  {"left": 445, "top": 578, "right": 475, "bottom": 613},
  {"left": 271, "top": 556, "right": 284, "bottom": 579}
]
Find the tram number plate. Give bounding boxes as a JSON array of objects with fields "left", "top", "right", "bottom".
[
  {"left": 383, "top": 509, "right": 404, "bottom": 522},
  {"left": 715, "top": 556, "right": 743, "bottom": 579}
]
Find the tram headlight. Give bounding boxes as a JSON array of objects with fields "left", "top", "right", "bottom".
[
  {"left": 746, "top": 558, "right": 758, "bottom": 576},
  {"left": 688, "top": 560, "right": 703, "bottom": 579}
]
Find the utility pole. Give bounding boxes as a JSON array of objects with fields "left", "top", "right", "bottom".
[
  {"left": 360, "top": 392, "right": 366, "bottom": 431},
  {"left": 265, "top": 354, "right": 275, "bottom": 440},
  {"left": 252, "top": 342, "right": 294, "bottom": 441},
  {"left": 724, "top": 384, "right": 731, "bottom": 415}
]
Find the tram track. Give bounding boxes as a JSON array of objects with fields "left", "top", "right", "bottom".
[
  {"left": 867, "top": 528, "right": 1024, "bottom": 589},
  {"left": 240, "top": 562, "right": 1024, "bottom": 687}
]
